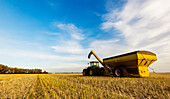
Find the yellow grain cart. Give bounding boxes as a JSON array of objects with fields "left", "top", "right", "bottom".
[{"left": 83, "top": 50, "right": 157, "bottom": 77}]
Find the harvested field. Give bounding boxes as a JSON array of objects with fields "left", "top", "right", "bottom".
[{"left": 0, "top": 73, "right": 169, "bottom": 99}]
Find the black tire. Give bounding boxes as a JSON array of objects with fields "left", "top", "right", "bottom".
[
  {"left": 93, "top": 68, "right": 99, "bottom": 76},
  {"left": 95, "top": 68, "right": 100, "bottom": 76},
  {"left": 86, "top": 67, "right": 91, "bottom": 76},
  {"left": 93, "top": 68, "right": 101, "bottom": 76},
  {"left": 83, "top": 69, "right": 87, "bottom": 76},
  {"left": 89, "top": 69, "right": 94, "bottom": 76},
  {"left": 113, "top": 67, "right": 128, "bottom": 77},
  {"left": 121, "top": 67, "right": 129, "bottom": 77},
  {"left": 88, "top": 67, "right": 98, "bottom": 76},
  {"left": 100, "top": 67, "right": 105, "bottom": 76}
]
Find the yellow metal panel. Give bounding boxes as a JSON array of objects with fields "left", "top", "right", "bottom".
[
  {"left": 137, "top": 52, "right": 157, "bottom": 66},
  {"left": 138, "top": 66, "right": 150, "bottom": 77},
  {"left": 137, "top": 52, "right": 157, "bottom": 60},
  {"left": 137, "top": 52, "right": 157, "bottom": 77},
  {"left": 103, "top": 54, "right": 137, "bottom": 63}
]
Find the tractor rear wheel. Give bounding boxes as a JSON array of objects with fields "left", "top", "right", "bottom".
[
  {"left": 100, "top": 67, "right": 105, "bottom": 76},
  {"left": 89, "top": 69, "right": 93, "bottom": 76}
]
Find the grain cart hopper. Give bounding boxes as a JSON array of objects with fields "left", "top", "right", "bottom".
[{"left": 83, "top": 50, "right": 157, "bottom": 77}]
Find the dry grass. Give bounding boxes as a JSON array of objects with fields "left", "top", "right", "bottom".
[
  {"left": 150, "top": 73, "right": 170, "bottom": 78},
  {"left": 0, "top": 73, "right": 169, "bottom": 98}
]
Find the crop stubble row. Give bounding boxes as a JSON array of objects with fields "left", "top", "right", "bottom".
[{"left": 0, "top": 74, "right": 169, "bottom": 99}]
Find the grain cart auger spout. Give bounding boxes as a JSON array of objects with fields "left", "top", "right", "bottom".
[
  {"left": 88, "top": 50, "right": 104, "bottom": 66},
  {"left": 83, "top": 50, "right": 157, "bottom": 77},
  {"left": 88, "top": 50, "right": 111, "bottom": 70}
]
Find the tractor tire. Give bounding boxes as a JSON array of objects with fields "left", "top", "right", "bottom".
[
  {"left": 88, "top": 68, "right": 98, "bottom": 76},
  {"left": 89, "top": 69, "right": 94, "bottom": 76},
  {"left": 113, "top": 67, "right": 128, "bottom": 77},
  {"left": 83, "top": 69, "right": 87, "bottom": 76},
  {"left": 86, "top": 67, "right": 93, "bottom": 76},
  {"left": 93, "top": 68, "right": 99, "bottom": 76},
  {"left": 100, "top": 67, "right": 105, "bottom": 76},
  {"left": 95, "top": 68, "right": 100, "bottom": 76}
]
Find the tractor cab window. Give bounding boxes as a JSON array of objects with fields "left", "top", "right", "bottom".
[
  {"left": 90, "top": 62, "right": 94, "bottom": 66},
  {"left": 90, "top": 61, "right": 99, "bottom": 67}
]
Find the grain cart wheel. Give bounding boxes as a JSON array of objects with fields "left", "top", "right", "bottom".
[
  {"left": 113, "top": 68, "right": 122, "bottom": 77},
  {"left": 121, "top": 67, "right": 128, "bottom": 77},
  {"left": 113, "top": 67, "right": 128, "bottom": 77}
]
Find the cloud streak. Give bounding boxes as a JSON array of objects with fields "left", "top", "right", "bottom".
[
  {"left": 51, "top": 40, "right": 89, "bottom": 54},
  {"left": 100, "top": 0, "right": 170, "bottom": 72},
  {"left": 1, "top": 1, "right": 169, "bottom": 72},
  {"left": 53, "top": 23, "right": 84, "bottom": 40},
  {"left": 51, "top": 23, "right": 90, "bottom": 55},
  {"left": 0, "top": 49, "right": 87, "bottom": 61}
]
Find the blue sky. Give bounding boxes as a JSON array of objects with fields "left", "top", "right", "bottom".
[{"left": 0, "top": 0, "right": 170, "bottom": 72}]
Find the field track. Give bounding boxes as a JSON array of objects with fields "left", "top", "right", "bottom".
[{"left": 0, "top": 73, "right": 169, "bottom": 99}]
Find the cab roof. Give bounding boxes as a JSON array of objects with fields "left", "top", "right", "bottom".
[{"left": 90, "top": 61, "right": 99, "bottom": 63}]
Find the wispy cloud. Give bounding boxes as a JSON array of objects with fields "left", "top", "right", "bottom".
[
  {"left": 53, "top": 23, "right": 84, "bottom": 40},
  {"left": 89, "top": 39, "right": 123, "bottom": 56},
  {"left": 51, "top": 23, "right": 89, "bottom": 55},
  {"left": 51, "top": 40, "right": 89, "bottom": 54},
  {"left": 0, "top": 23, "right": 88, "bottom": 71},
  {"left": 0, "top": 48, "right": 86, "bottom": 62},
  {"left": 102, "top": 0, "right": 170, "bottom": 46},
  {"left": 100, "top": 0, "right": 170, "bottom": 72},
  {"left": 1, "top": 0, "right": 169, "bottom": 72}
]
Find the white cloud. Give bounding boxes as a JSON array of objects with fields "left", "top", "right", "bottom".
[
  {"left": 0, "top": 23, "right": 88, "bottom": 72},
  {"left": 51, "top": 40, "right": 89, "bottom": 54},
  {"left": 90, "top": 39, "right": 123, "bottom": 55},
  {"left": 53, "top": 23, "right": 84, "bottom": 40},
  {"left": 89, "top": 40, "right": 135, "bottom": 63},
  {"left": 102, "top": 0, "right": 170, "bottom": 46},
  {"left": 1, "top": 1, "right": 169, "bottom": 73},
  {"left": 100, "top": 0, "right": 170, "bottom": 72},
  {"left": 0, "top": 46, "right": 88, "bottom": 71},
  {"left": 0, "top": 48, "right": 87, "bottom": 62},
  {"left": 51, "top": 23, "right": 89, "bottom": 55}
]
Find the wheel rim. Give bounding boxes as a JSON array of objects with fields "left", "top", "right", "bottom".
[
  {"left": 115, "top": 69, "right": 121, "bottom": 76},
  {"left": 89, "top": 70, "right": 93, "bottom": 75}
]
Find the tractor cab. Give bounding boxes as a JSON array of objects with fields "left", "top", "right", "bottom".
[
  {"left": 89, "top": 61, "right": 99, "bottom": 67},
  {"left": 83, "top": 61, "right": 103, "bottom": 76}
]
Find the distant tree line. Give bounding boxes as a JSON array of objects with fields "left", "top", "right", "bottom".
[{"left": 0, "top": 64, "right": 48, "bottom": 74}]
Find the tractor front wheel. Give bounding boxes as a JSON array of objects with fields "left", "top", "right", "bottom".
[{"left": 83, "top": 69, "right": 87, "bottom": 76}]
